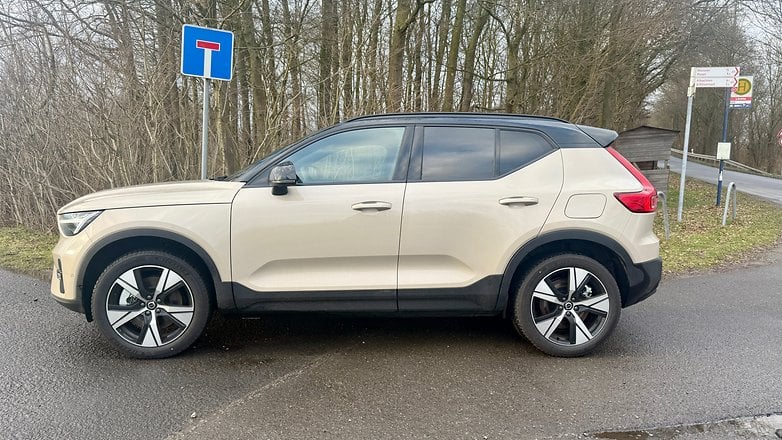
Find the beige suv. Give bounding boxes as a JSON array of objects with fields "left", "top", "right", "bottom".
[{"left": 51, "top": 113, "right": 661, "bottom": 358}]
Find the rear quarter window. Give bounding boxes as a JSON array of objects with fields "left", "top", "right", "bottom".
[{"left": 499, "top": 130, "right": 555, "bottom": 175}]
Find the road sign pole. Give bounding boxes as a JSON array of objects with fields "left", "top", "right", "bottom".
[
  {"left": 182, "top": 25, "right": 235, "bottom": 180},
  {"left": 716, "top": 87, "right": 730, "bottom": 206},
  {"left": 677, "top": 81, "right": 696, "bottom": 222},
  {"left": 201, "top": 77, "right": 210, "bottom": 180}
]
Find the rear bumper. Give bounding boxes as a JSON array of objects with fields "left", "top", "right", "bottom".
[{"left": 622, "top": 257, "right": 662, "bottom": 307}]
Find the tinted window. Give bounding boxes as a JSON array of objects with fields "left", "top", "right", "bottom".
[
  {"left": 499, "top": 130, "right": 554, "bottom": 175},
  {"left": 285, "top": 127, "right": 405, "bottom": 184},
  {"left": 422, "top": 127, "right": 494, "bottom": 181}
]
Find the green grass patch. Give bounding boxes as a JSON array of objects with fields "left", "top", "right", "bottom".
[
  {"left": 0, "top": 226, "right": 58, "bottom": 279},
  {"left": 656, "top": 176, "right": 782, "bottom": 275}
]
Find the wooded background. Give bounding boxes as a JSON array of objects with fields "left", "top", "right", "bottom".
[{"left": 1, "top": 0, "right": 781, "bottom": 230}]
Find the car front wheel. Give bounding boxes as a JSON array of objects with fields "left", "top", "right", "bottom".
[
  {"left": 92, "top": 250, "right": 211, "bottom": 359},
  {"left": 513, "top": 254, "right": 621, "bottom": 357}
]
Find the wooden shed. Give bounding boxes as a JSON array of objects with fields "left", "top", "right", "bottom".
[{"left": 613, "top": 125, "right": 679, "bottom": 193}]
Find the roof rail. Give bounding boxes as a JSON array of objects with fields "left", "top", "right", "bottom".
[{"left": 343, "top": 112, "right": 570, "bottom": 124}]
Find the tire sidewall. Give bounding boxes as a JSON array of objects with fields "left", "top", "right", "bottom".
[
  {"left": 92, "top": 251, "right": 211, "bottom": 359},
  {"left": 513, "top": 254, "right": 621, "bottom": 357}
]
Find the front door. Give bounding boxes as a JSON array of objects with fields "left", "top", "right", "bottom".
[{"left": 230, "top": 126, "right": 410, "bottom": 312}]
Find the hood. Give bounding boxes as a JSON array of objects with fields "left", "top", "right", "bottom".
[{"left": 58, "top": 181, "right": 246, "bottom": 214}]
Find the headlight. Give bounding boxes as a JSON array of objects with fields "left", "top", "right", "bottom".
[{"left": 58, "top": 211, "right": 102, "bottom": 236}]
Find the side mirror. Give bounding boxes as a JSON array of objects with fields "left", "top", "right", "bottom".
[{"left": 269, "top": 161, "right": 297, "bottom": 195}]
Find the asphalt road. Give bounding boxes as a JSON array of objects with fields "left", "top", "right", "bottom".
[
  {"left": 3, "top": 246, "right": 782, "bottom": 439},
  {"left": 669, "top": 156, "right": 782, "bottom": 204}
]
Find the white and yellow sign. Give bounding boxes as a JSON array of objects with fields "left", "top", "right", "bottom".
[{"left": 730, "top": 76, "right": 753, "bottom": 109}]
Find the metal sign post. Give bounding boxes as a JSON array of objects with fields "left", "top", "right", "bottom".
[
  {"left": 181, "top": 24, "right": 234, "bottom": 180},
  {"left": 716, "top": 76, "right": 753, "bottom": 206},
  {"left": 201, "top": 78, "right": 210, "bottom": 180},
  {"left": 677, "top": 66, "right": 740, "bottom": 222},
  {"left": 716, "top": 87, "right": 730, "bottom": 206},
  {"left": 677, "top": 78, "right": 695, "bottom": 222}
]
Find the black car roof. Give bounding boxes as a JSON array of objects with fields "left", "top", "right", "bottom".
[{"left": 340, "top": 113, "right": 616, "bottom": 148}]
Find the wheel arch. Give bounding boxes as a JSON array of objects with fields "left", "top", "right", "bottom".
[
  {"left": 499, "top": 230, "right": 636, "bottom": 312},
  {"left": 78, "top": 229, "right": 233, "bottom": 321}
]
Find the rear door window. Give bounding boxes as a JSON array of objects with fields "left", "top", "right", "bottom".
[
  {"left": 419, "top": 126, "right": 555, "bottom": 181},
  {"left": 421, "top": 127, "right": 494, "bottom": 181}
]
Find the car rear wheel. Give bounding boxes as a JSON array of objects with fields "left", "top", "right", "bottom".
[
  {"left": 92, "top": 251, "right": 211, "bottom": 359},
  {"left": 512, "top": 254, "right": 621, "bottom": 357}
]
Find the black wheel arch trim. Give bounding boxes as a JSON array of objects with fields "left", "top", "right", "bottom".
[
  {"left": 497, "top": 230, "right": 659, "bottom": 311},
  {"left": 77, "top": 228, "right": 234, "bottom": 319}
]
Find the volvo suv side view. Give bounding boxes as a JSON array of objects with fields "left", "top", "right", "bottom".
[{"left": 51, "top": 113, "right": 662, "bottom": 358}]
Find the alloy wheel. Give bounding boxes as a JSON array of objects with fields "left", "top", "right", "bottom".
[
  {"left": 104, "top": 265, "right": 195, "bottom": 348},
  {"left": 530, "top": 266, "right": 611, "bottom": 346}
]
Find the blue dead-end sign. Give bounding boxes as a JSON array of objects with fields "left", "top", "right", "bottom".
[{"left": 181, "top": 24, "right": 234, "bottom": 81}]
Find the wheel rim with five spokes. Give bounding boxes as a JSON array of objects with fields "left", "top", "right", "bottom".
[
  {"left": 530, "top": 266, "right": 611, "bottom": 346},
  {"left": 104, "top": 265, "right": 195, "bottom": 348}
]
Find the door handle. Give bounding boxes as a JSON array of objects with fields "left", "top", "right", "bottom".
[
  {"left": 499, "top": 196, "right": 539, "bottom": 206},
  {"left": 352, "top": 201, "right": 392, "bottom": 211}
]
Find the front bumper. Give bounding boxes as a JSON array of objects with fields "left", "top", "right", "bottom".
[
  {"left": 50, "top": 258, "right": 85, "bottom": 314},
  {"left": 52, "top": 289, "right": 85, "bottom": 313},
  {"left": 50, "top": 232, "right": 92, "bottom": 316},
  {"left": 622, "top": 257, "right": 662, "bottom": 307}
]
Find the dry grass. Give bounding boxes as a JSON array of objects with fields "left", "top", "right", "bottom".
[
  {"left": 656, "top": 176, "right": 782, "bottom": 275},
  {"left": 0, "top": 226, "right": 58, "bottom": 279}
]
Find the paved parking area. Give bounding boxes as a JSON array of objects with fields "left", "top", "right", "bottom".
[{"left": 3, "top": 246, "right": 782, "bottom": 439}]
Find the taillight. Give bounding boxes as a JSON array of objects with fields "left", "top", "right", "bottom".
[{"left": 606, "top": 147, "right": 658, "bottom": 213}]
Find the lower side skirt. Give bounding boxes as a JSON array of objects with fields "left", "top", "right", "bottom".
[{"left": 229, "top": 275, "right": 503, "bottom": 316}]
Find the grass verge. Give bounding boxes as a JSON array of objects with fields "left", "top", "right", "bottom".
[
  {"left": 0, "top": 177, "right": 781, "bottom": 280},
  {"left": 0, "top": 226, "right": 58, "bottom": 279},
  {"left": 656, "top": 175, "right": 782, "bottom": 275}
]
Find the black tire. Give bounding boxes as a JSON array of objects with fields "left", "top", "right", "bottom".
[
  {"left": 512, "top": 254, "right": 621, "bottom": 357},
  {"left": 92, "top": 250, "right": 212, "bottom": 359}
]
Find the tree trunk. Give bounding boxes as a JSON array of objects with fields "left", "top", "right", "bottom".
[
  {"left": 430, "top": 0, "right": 452, "bottom": 109},
  {"left": 387, "top": 0, "right": 412, "bottom": 111},
  {"left": 281, "top": 0, "right": 304, "bottom": 138},
  {"left": 442, "top": 0, "right": 466, "bottom": 112},
  {"left": 340, "top": 0, "right": 355, "bottom": 118},
  {"left": 459, "top": 3, "right": 490, "bottom": 112},
  {"left": 319, "top": 0, "right": 337, "bottom": 126}
]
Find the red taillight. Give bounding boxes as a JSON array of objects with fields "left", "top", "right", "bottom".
[{"left": 606, "top": 147, "right": 658, "bottom": 213}]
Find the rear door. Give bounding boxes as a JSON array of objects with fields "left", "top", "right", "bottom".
[{"left": 397, "top": 125, "right": 563, "bottom": 312}]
